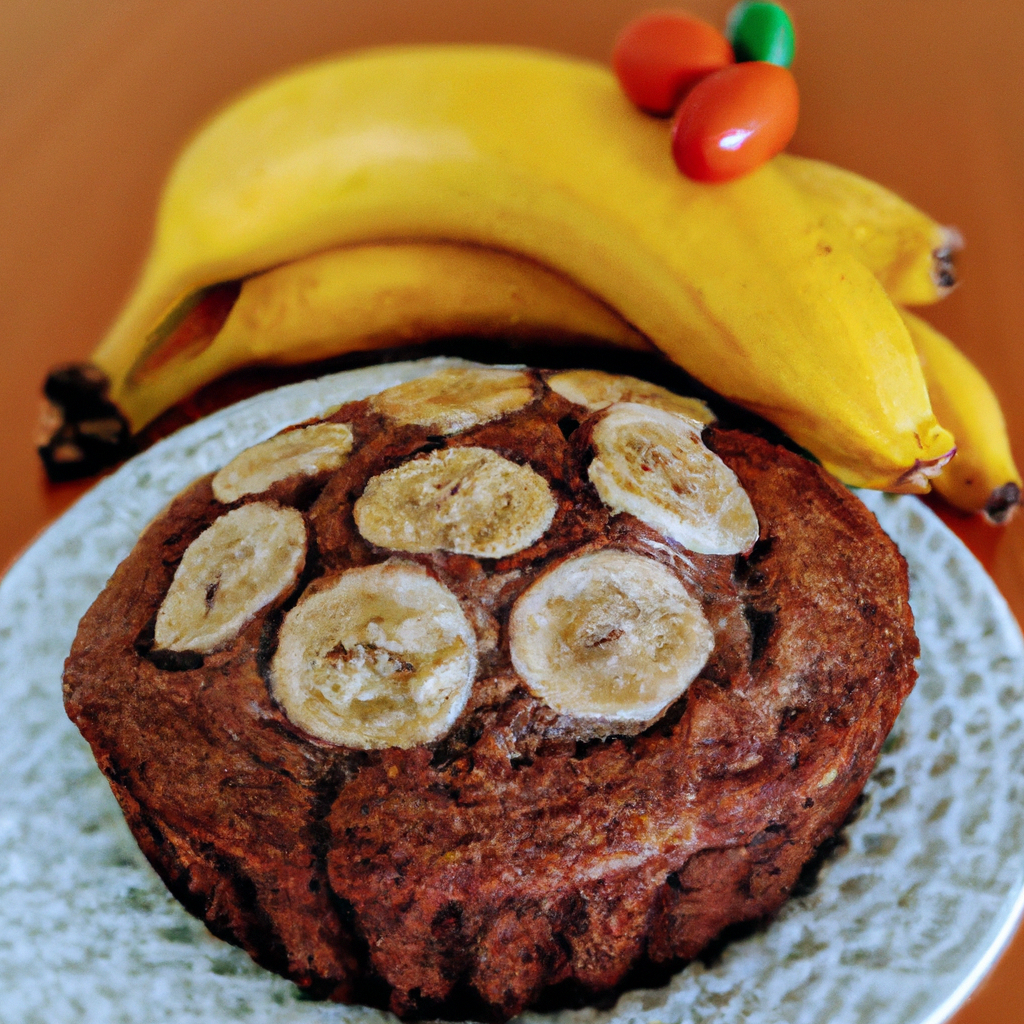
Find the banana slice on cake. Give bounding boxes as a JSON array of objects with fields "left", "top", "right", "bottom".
[
  {"left": 588, "top": 403, "right": 758, "bottom": 555},
  {"left": 548, "top": 369, "right": 715, "bottom": 423},
  {"left": 154, "top": 502, "right": 307, "bottom": 652},
  {"left": 354, "top": 447, "right": 556, "bottom": 558},
  {"left": 370, "top": 366, "right": 535, "bottom": 435},
  {"left": 509, "top": 548, "right": 713, "bottom": 725},
  {"left": 269, "top": 561, "right": 478, "bottom": 749},
  {"left": 212, "top": 422, "right": 354, "bottom": 502}
]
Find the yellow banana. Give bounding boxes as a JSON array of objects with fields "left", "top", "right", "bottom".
[
  {"left": 43, "top": 45, "right": 954, "bottom": 491},
  {"left": 777, "top": 154, "right": 962, "bottom": 306},
  {"left": 106, "top": 241, "right": 653, "bottom": 426},
  {"left": 899, "top": 309, "right": 1021, "bottom": 522}
]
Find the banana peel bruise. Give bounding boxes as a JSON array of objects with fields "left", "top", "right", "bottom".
[{"left": 40, "top": 45, "right": 978, "bottom": 498}]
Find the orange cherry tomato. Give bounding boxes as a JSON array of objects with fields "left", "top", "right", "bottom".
[
  {"left": 612, "top": 11, "right": 734, "bottom": 116},
  {"left": 671, "top": 61, "right": 799, "bottom": 182}
]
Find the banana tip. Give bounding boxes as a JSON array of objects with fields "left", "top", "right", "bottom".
[
  {"left": 984, "top": 482, "right": 1021, "bottom": 525},
  {"left": 38, "top": 363, "right": 135, "bottom": 481},
  {"left": 888, "top": 446, "right": 957, "bottom": 495},
  {"left": 930, "top": 226, "right": 964, "bottom": 295}
]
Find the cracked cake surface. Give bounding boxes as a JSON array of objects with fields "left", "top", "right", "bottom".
[{"left": 63, "top": 367, "right": 918, "bottom": 1020}]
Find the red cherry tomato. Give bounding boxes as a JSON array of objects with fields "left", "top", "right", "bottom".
[
  {"left": 612, "top": 11, "right": 734, "bottom": 116},
  {"left": 671, "top": 61, "right": 799, "bottom": 182}
]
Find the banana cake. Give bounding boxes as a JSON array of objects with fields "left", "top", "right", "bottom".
[{"left": 63, "top": 365, "right": 919, "bottom": 1020}]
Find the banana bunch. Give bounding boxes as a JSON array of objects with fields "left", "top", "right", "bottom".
[{"left": 38, "top": 45, "right": 1017, "bottom": 516}]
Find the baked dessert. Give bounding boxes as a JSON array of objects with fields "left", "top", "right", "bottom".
[{"left": 63, "top": 365, "right": 918, "bottom": 1020}]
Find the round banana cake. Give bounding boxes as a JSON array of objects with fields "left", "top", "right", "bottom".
[{"left": 63, "top": 365, "right": 918, "bottom": 1020}]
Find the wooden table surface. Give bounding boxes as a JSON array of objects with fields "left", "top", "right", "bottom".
[{"left": 1, "top": 2, "right": 1022, "bottom": 1019}]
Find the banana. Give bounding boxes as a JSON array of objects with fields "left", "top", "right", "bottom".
[
  {"left": 354, "top": 447, "right": 557, "bottom": 558},
  {"left": 899, "top": 309, "right": 1021, "bottom": 522},
  {"left": 588, "top": 402, "right": 759, "bottom": 554},
  {"left": 101, "top": 242, "right": 654, "bottom": 432},
  {"left": 776, "top": 153, "right": 962, "bottom": 306},
  {"left": 269, "top": 560, "right": 478, "bottom": 750},
  {"left": 547, "top": 368, "right": 715, "bottom": 422},
  {"left": 508, "top": 548, "right": 714, "bottom": 726},
  {"left": 155, "top": 502, "right": 307, "bottom": 653},
  {"left": 368, "top": 365, "right": 536, "bottom": 434},
  {"left": 211, "top": 422, "right": 354, "bottom": 502},
  {"left": 45, "top": 45, "right": 955, "bottom": 492}
]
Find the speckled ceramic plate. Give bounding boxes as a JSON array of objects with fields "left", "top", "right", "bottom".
[{"left": 1, "top": 358, "right": 1023, "bottom": 1024}]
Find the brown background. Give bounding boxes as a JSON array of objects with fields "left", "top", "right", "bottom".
[{"left": 1, "top": 1, "right": 1022, "bottom": 1019}]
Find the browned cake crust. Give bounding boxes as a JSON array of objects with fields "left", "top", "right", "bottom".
[{"left": 63, "top": 370, "right": 918, "bottom": 1020}]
